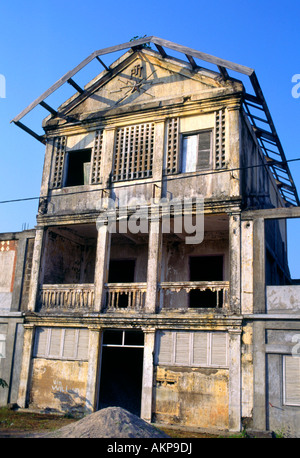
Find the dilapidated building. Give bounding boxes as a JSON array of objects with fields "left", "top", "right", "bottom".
[{"left": 10, "top": 37, "right": 300, "bottom": 435}]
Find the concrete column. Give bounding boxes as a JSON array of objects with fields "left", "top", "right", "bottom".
[
  {"left": 228, "top": 328, "right": 242, "bottom": 432},
  {"left": 229, "top": 213, "right": 241, "bottom": 313},
  {"left": 227, "top": 103, "right": 241, "bottom": 198},
  {"left": 140, "top": 328, "right": 156, "bottom": 422},
  {"left": 27, "top": 228, "right": 44, "bottom": 312},
  {"left": 17, "top": 325, "right": 34, "bottom": 408},
  {"left": 85, "top": 328, "right": 102, "bottom": 413},
  {"left": 94, "top": 224, "right": 111, "bottom": 312},
  {"left": 252, "top": 320, "right": 266, "bottom": 430},
  {"left": 145, "top": 218, "right": 162, "bottom": 313},
  {"left": 253, "top": 217, "right": 265, "bottom": 313}
]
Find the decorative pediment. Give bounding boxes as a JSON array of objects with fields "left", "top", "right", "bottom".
[{"left": 62, "top": 50, "right": 231, "bottom": 117}]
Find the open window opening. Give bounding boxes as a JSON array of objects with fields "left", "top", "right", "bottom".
[
  {"left": 181, "top": 130, "right": 212, "bottom": 173},
  {"left": 189, "top": 255, "right": 223, "bottom": 308},
  {"left": 64, "top": 148, "right": 91, "bottom": 187}
]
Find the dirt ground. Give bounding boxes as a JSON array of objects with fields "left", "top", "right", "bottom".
[{"left": 0, "top": 407, "right": 221, "bottom": 438}]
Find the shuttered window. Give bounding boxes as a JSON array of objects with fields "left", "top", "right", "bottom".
[
  {"left": 284, "top": 356, "right": 300, "bottom": 406},
  {"left": 34, "top": 327, "right": 89, "bottom": 361},
  {"left": 113, "top": 123, "right": 155, "bottom": 181},
  {"left": 182, "top": 130, "right": 212, "bottom": 173},
  {"left": 156, "top": 331, "right": 228, "bottom": 367}
]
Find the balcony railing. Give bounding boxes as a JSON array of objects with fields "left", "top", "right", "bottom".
[
  {"left": 38, "top": 281, "right": 229, "bottom": 312},
  {"left": 159, "top": 281, "right": 230, "bottom": 309},
  {"left": 104, "top": 283, "right": 147, "bottom": 311},
  {"left": 39, "top": 284, "right": 95, "bottom": 311}
]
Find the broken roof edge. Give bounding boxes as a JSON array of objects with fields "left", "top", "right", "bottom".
[
  {"left": 10, "top": 36, "right": 300, "bottom": 206},
  {"left": 10, "top": 36, "right": 254, "bottom": 125}
]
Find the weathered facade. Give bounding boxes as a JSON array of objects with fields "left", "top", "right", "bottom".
[
  {"left": 0, "top": 229, "right": 35, "bottom": 406},
  {"left": 11, "top": 37, "right": 300, "bottom": 435}
]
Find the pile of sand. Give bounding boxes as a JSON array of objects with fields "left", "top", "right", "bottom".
[{"left": 43, "top": 407, "right": 169, "bottom": 438}]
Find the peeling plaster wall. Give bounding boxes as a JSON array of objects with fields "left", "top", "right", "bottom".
[
  {"left": 153, "top": 366, "right": 229, "bottom": 429},
  {"left": 29, "top": 358, "right": 89, "bottom": 415}
]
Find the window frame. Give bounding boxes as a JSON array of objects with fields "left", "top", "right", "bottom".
[
  {"left": 63, "top": 148, "right": 92, "bottom": 188},
  {"left": 180, "top": 129, "right": 213, "bottom": 174}
]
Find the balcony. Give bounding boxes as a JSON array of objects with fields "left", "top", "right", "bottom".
[
  {"left": 38, "top": 281, "right": 229, "bottom": 312},
  {"left": 38, "top": 284, "right": 95, "bottom": 312}
]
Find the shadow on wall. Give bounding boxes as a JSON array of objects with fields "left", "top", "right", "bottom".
[{"left": 47, "top": 390, "right": 92, "bottom": 417}]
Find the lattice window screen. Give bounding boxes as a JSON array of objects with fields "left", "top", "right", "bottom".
[
  {"left": 51, "top": 136, "right": 66, "bottom": 188},
  {"left": 91, "top": 129, "right": 104, "bottom": 184},
  {"left": 165, "top": 117, "right": 179, "bottom": 174},
  {"left": 113, "top": 123, "right": 155, "bottom": 181},
  {"left": 215, "top": 109, "right": 226, "bottom": 168}
]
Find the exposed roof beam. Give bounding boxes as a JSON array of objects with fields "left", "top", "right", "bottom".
[
  {"left": 95, "top": 56, "right": 111, "bottom": 72},
  {"left": 155, "top": 43, "right": 167, "bottom": 58},
  {"left": 13, "top": 121, "right": 45, "bottom": 144},
  {"left": 67, "top": 78, "right": 84, "bottom": 94},
  {"left": 39, "top": 101, "right": 57, "bottom": 116},
  {"left": 217, "top": 65, "right": 229, "bottom": 80},
  {"left": 185, "top": 54, "right": 197, "bottom": 70}
]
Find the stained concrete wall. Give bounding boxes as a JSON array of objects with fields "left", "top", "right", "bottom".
[
  {"left": 153, "top": 366, "right": 229, "bottom": 429},
  {"left": 29, "top": 358, "right": 89, "bottom": 415}
]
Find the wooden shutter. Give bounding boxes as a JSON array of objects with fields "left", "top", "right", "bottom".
[
  {"left": 175, "top": 332, "right": 190, "bottom": 365},
  {"left": 34, "top": 328, "right": 49, "bottom": 357},
  {"left": 49, "top": 328, "right": 62, "bottom": 357},
  {"left": 196, "top": 131, "right": 211, "bottom": 170},
  {"left": 211, "top": 332, "right": 227, "bottom": 366},
  {"left": 158, "top": 331, "right": 173, "bottom": 365},
  {"left": 284, "top": 356, "right": 300, "bottom": 405},
  {"left": 113, "top": 123, "right": 154, "bottom": 181},
  {"left": 77, "top": 329, "right": 89, "bottom": 360},
  {"left": 193, "top": 332, "right": 208, "bottom": 366},
  {"left": 62, "top": 329, "right": 76, "bottom": 359}
]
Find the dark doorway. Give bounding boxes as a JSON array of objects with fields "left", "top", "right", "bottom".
[
  {"left": 108, "top": 259, "right": 135, "bottom": 308},
  {"left": 98, "top": 330, "right": 144, "bottom": 416},
  {"left": 189, "top": 255, "right": 223, "bottom": 308}
]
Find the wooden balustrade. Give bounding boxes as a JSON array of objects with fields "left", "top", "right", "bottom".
[{"left": 39, "top": 284, "right": 95, "bottom": 311}]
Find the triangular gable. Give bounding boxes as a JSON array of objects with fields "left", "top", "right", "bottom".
[{"left": 59, "top": 49, "right": 236, "bottom": 117}]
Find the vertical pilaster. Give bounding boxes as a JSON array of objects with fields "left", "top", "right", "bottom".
[
  {"left": 94, "top": 224, "right": 111, "bottom": 312},
  {"left": 85, "top": 328, "right": 102, "bottom": 413},
  {"left": 227, "top": 103, "right": 241, "bottom": 198},
  {"left": 253, "top": 217, "right": 265, "bottom": 313},
  {"left": 229, "top": 212, "right": 241, "bottom": 313},
  {"left": 241, "top": 220, "right": 254, "bottom": 314},
  {"left": 140, "top": 328, "right": 156, "bottom": 422},
  {"left": 17, "top": 325, "right": 34, "bottom": 408},
  {"left": 27, "top": 228, "right": 44, "bottom": 312},
  {"left": 228, "top": 328, "right": 242, "bottom": 431},
  {"left": 252, "top": 320, "right": 266, "bottom": 430},
  {"left": 10, "top": 235, "right": 28, "bottom": 311}
]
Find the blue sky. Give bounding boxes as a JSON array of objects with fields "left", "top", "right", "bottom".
[{"left": 0, "top": 0, "right": 300, "bottom": 276}]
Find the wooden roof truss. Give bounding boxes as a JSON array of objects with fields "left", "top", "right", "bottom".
[{"left": 11, "top": 36, "right": 299, "bottom": 206}]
